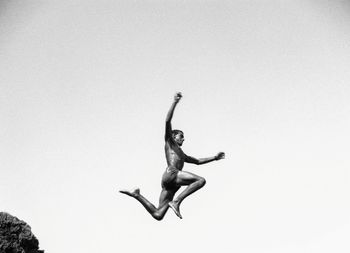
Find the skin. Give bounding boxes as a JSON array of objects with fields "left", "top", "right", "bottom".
[{"left": 120, "top": 92, "right": 225, "bottom": 220}]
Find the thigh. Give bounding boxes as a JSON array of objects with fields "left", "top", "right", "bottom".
[{"left": 175, "top": 171, "right": 203, "bottom": 186}]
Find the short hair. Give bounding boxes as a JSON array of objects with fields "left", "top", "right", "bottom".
[{"left": 172, "top": 129, "right": 183, "bottom": 136}]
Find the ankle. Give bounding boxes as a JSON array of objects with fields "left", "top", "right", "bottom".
[{"left": 172, "top": 199, "right": 181, "bottom": 206}]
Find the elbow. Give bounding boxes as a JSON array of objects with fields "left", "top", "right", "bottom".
[{"left": 186, "top": 159, "right": 200, "bottom": 165}]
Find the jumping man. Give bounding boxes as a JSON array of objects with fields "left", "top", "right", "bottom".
[{"left": 120, "top": 92, "right": 225, "bottom": 220}]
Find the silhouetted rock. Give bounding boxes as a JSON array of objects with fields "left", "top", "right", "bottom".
[{"left": 0, "top": 212, "right": 44, "bottom": 253}]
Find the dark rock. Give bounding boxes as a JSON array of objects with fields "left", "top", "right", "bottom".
[{"left": 0, "top": 212, "right": 44, "bottom": 253}]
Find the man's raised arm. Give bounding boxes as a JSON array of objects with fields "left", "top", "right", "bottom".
[
  {"left": 185, "top": 152, "right": 225, "bottom": 165},
  {"left": 165, "top": 92, "right": 182, "bottom": 140}
]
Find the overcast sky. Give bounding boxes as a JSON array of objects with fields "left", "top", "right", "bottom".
[{"left": 1, "top": 1, "right": 350, "bottom": 252}]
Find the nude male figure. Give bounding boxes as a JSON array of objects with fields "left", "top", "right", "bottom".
[{"left": 120, "top": 92, "right": 225, "bottom": 220}]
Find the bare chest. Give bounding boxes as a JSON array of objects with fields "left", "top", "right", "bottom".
[{"left": 165, "top": 141, "right": 186, "bottom": 161}]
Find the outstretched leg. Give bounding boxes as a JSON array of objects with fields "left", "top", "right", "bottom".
[
  {"left": 119, "top": 188, "right": 178, "bottom": 221},
  {"left": 168, "top": 171, "right": 206, "bottom": 219}
]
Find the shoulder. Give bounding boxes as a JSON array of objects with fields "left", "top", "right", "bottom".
[
  {"left": 165, "top": 136, "right": 175, "bottom": 145},
  {"left": 165, "top": 137, "right": 179, "bottom": 151}
]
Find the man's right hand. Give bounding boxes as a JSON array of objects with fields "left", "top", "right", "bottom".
[{"left": 174, "top": 92, "right": 182, "bottom": 103}]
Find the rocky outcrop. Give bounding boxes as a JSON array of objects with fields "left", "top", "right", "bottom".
[{"left": 0, "top": 212, "right": 44, "bottom": 253}]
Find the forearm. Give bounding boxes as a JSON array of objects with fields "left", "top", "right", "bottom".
[
  {"left": 197, "top": 156, "right": 217, "bottom": 165},
  {"left": 166, "top": 101, "right": 178, "bottom": 122}
]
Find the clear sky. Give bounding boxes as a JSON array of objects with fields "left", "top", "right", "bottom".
[{"left": 1, "top": 1, "right": 350, "bottom": 252}]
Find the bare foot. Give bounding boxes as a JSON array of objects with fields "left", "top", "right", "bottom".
[
  {"left": 119, "top": 188, "right": 140, "bottom": 198},
  {"left": 168, "top": 201, "right": 182, "bottom": 219}
]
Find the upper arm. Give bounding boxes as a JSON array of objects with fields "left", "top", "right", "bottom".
[
  {"left": 185, "top": 155, "right": 199, "bottom": 165},
  {"left": 165, "top": 121, "right": 172, "bottom": 141}
]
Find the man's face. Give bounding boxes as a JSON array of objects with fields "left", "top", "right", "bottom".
[{"left": 173, "top": 132, "right": 185, "bottom": 146}]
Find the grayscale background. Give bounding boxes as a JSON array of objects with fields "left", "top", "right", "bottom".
[{"left": 1, "top": 1, "right": 350, "bottom": 252}]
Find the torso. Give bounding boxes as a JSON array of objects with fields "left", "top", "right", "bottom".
[{"left": 165, "top": 139, "right": 186, "bottom": 170}]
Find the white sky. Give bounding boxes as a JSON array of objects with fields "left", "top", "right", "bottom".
[{"left": 1, "top": 1, "right": 350, "bottom": 252}]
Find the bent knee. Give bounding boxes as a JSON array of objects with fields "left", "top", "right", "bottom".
[
  {"left": 152, "top": 212, "right": 165, "bottom": 221},
  {"left": 198, "top": 177, "right": 206, "bottom": 187}
]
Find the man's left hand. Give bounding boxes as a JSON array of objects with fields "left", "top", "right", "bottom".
[{"left": 215, "top": 152, "right": 225, "bottom": 160}]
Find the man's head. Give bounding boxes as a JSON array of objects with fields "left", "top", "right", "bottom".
[{"left": 172, "top": 129, "right": 185, "bottom": 146}]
